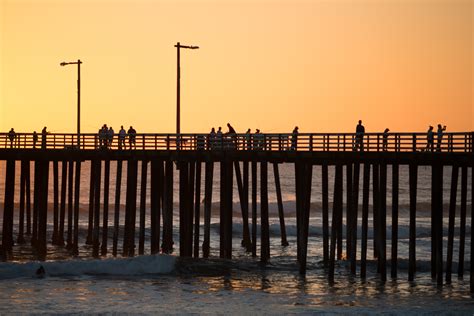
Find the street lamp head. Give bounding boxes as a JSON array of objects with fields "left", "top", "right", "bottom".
[
  {"left": 60, "top": 62, "right": 68, "bottom": 66},
  {"left": 190, "top": 46, "right": 199, "bottom": 49}
]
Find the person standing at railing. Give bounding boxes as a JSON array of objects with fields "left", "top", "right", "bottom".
[
  {"left": 33, "top": 131, "right": 38, "bottom": 149},
  {"left": 216, "top": 127, "right": 223, "bottom": 150},
  {"left": 382, "top": 128, "right": 389, "bottom": 151},
  {"left": 41, "top": 127, "right": 48, "bottom": 149},
  {"left": 107, "top": 126, "right": 115, "bottom": 149},
  {"left": 355, "top": 120, "right": 365, "bottom": 151},
  {"left": 225, "top": 123, "right": 237, "bottom": 149},
  {"left": 8, "top": 128, "right": 16, "bottom": 148},
  {"left": 291, "top": 126, "right": 298, "bottom": 150},
  {"left": 436, "top": 124, "right": 446, "bottom": 152},
  {"left": 254, "top": 129, "right": 263, "bottom": 150},
  {"left": 128, "top": 126, "right": 136, "bottom": 150},
  {"left": 425, "top": 125, "right": 434, "bottom": 152},
  {"left": 208, "top": 127, "right": 216, "bottom": 150},
  {"left": 118, "top": 126, "right": 126, "bottom": 150},
  {"left": 245, "top": 128, "right": 251, "bottom": 150}
]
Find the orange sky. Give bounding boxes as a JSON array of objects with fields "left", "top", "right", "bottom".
[{"left": 0, "top": 0, "right": 472, "bottom": 133}]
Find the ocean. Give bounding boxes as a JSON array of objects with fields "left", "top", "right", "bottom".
[{"left": 0, "top": 161, "right": 473, "bottom": 314}]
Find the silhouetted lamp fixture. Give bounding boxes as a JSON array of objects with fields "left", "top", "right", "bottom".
[
  {"left": 175, "top": 42, "right": 199, "bottom": 148},
  {"left": 60, "top": 59, "right": 82, "bottom": 148}
]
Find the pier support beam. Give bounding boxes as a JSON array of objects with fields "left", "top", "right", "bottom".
[
  {"left": 123, "top": 159, "right": 138, "bottom": 257},
  {"left": 260, "top": 161, "right": 270, "bottom": 264},
  {"left": 360, "top": 163, "right": 370, "bottom": 279},
  {"left": 86, "top": 161, "right": 94, "bottom": 245},
  {"left": 92, "top": 160, "right": 102, "bottom": 257},
  {"left": 273, "top": 163, "right": 289, "bottom": 247},
  {"left": 66, "top": 160, "right": 74, "bottom": 249},
  {"left": 193, "top": 162, "right": 202, "bottom": 258},
  {"left": 408, "top": 163, "right": 418, "bottom": 281},
  {"left": 73, "top": 160, "right": 81, "bottom": 255},
  {"left": 446, "top": 165, "right": 458, "bottom": 283},
  {"left": 219, "top": 160, "right": 233, "bottom": 259},
  {"left": 18, "top": 160, "right": 28, "bottom": 244},
  {"left": 101, "top": 160, "right": 111, "bottom": 256},
  {"left": 235, "top": 161, "right": 251, "bottom": 251},
  {"left": 251, "top": 161, "right": 258, "bottom": 257},
  {"left": 322, "top": 163, "right": 329, "bottom": 265},
  {"left": 52, "top": 161, "right": 59, "bottom": 245},
  {"left": 329, "top": 164, "right": 343, "bottom": 282},
  {"left": 162, "top": 160, "right": 174, "bottom": 254},
  {"left": 391, "top": 163, "right": 399, "bottom": 279},
  {"left": 203, "top": 161, "right": 213, "bottom": 258},
  {"left": 2, "top": 160, "right": 15, "bottom": 256},
  {"left": 138, "top": 160, "right": 148, "bottom": 255},
  {"left": 350, "top": 162, "right": 360, "bottom": 275},
  {"left": 112, "top": 160, "right": 123, "bottom": 256},
  {"left": 458, "top": 166, "right": 467, "bottom": 277},
  {"left": 37, "top": 160, "right": 49, "bottom": 261},
  {"left": 150, "top": 160, "right": 162, "bottom": 255}
]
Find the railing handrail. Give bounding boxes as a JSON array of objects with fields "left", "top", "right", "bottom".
[{"left": 0, "top": 131, "right": 472, "bottom": 153}]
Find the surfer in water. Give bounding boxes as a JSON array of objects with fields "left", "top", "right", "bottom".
[{"left": 36, "top": 265, "right": 46, "bottom": 278}]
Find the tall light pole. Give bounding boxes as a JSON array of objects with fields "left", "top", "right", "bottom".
[
  {"left": 60, "top": 59, "right": 82, "bottom": 148},
  {"left": 175, "top": 42, "right": 199, "bottom": 146}
]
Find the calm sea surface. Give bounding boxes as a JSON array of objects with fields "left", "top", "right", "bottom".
[{"left": 0, "top": 161, "right": 472, "bottom": 314}]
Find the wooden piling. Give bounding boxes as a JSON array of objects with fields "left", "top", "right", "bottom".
[
  {"left": 162, "top": 160, "right": 174, "bottom": 254},
  {"left": 188, "top": 162, "right": 196, "bottom": 256},
  {"left": 203, "top": 161, "right": 213, "bottom": 258},
  {"left": 66, "top": 160, "right": 74, "bottom": 248},
  {"left": 360, "top": 163, "right": 370, "bottom": 279},
  {"left": 243, "top": 161, "right": 251, "bottom": 251},
  {"left": 379, "top": 163, "right": 387, "bottom": 281},
  {"left": 408, "top": 163, "right": 418, "bottom": 281},
  {"left": 73, "top": 160, "right": 81, "bottom": 255},
  {"left": 346, "top": 163, "right": 353, "bottom": 261},
  {"left": 297, "top": 162, "right": 312, "bottom": 274},
  {"left": 470, "top": 166, "right": 473, "bottom": 293},
  {"left": 446, "top": 165, "right": 458, "bottom": 283},
  {"left": 219, "top": 160, "right": 233, "bottom": 259},
  {"left": 193, "top": 161, "right": 201, "bottom": 258},
  {"left": 391, "top": 163, "right": 399, "bottom": 279},
  {"left": 350, "top": 162, "right": 360, "bottom": 275},
  {"left": 179, "top": 161, "right": 191, "bottom": 257},
  {"left": 329, "top": 164, "right": 343, "bottom": 282},
  {"left": 138, "top": 160, "right": 148, "bottom": 255},
  {"left": 235, "top": 161, "right": 251, "bottom": 250},
  {"left": 25, "top": 162, "right": 31, "bottom": 236},
  {"left": 251, "top": 161, "right": 258, "bottom": 257},
  {"left": 458, "top": 166, "right": 467, "bottom": 277},
  {"left": 17, "top": 160, "right": 28, "bottom": 244},
  {"left": 432, "top": 164, "right": 443, "bottom": 286},
  {"left": 372, "top": 163, "right": 379, "bottom": 261},
  {"left": 125, "top": 159, "right": 138, "bottom": 257},
  {"left": 37, "top": 160, "right": 49, "bottom": 260},
  {"left": 150, "top": 159, "right": 162, "bottom": 255},
  {"left": 273, "top": 163, "right": 289, "bottom": 247},
  {"left": 52, "top": 160, "right": 59, "bottom": 245},
  {"left": 2, "top": 159, "right": 15, "bottom": 255},
  {"left": 261, "top": 161, "right": 270, "bottom": 263},
  {"left": 32, "top": 160, "right": 39, "bottom": 247},
  {"left": 112, "top": 160, "right": 123, "bottom": 256},
  {"left": 322, "top": 163, "right": 329, "bottom": 265},
  {"left": 101, "top": 160, "right": 111, "bottom": 256},
  {"left": 86, "top": 160, "right": 95, "bottom": 245},
  {"left": 92, "top": 160, "right": 102, "bottom": 257}
]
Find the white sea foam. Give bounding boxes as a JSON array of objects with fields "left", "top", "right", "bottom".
[{"left": 0, "top": 254, "right": 175, "bottom": 279}]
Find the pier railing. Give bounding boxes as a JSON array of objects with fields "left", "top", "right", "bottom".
[{"left": 0, "top": 132, "right": 472, "bottom": 152}]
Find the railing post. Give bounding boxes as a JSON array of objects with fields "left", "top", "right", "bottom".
[
  {"left": 343, "top": 135, "right": 346, "bottom": 151},
  {"left": 377, "top": 134, "right": 380, "bottom": 152},
  {"left": 142, "top": 135, "right": 145, "bottom": 150},
  {"left": 412, "top": 134, "right": 417, "bottom": 152},
  {"left": 310, "top": 134, "right": 313, "bottom": 151}
]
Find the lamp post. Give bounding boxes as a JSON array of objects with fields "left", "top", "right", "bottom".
[
  {"left": 175, "top": 42, "right": 199, "bottom": 148},
  {"left": 60, "top": 59, "right": 82, "bottom": 148}
]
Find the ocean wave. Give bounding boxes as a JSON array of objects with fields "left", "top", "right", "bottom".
[{"left": 0, "top": 254, "right": 175, "bottom": 279}]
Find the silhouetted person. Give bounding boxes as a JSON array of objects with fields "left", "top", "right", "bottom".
[
  {"left": 355, "top": 120, "right": 365, "bottom": 151},
  {"left": 33, "top": 131, "right": 38, "bottom": 149},
  {"left": 41, "top": 127, "right": 48, "bottom": 149},
  {"left": 208, "top": 127, "right": 216, "bottom": 150},
  {"left": 118, "top": 125, "right": 126, "bottom": 150},
  {"left": 8, "top": 128, "right": 16, "bottom": 148},
  {"left": 255, "top": 129, "right": 263, "bottom": 150},
  {"left": 107, "top": 126, "right": 115, "bottom": 149},
  {"left": 245, "top": 128, "right": 251, "bottom": 150},
  {"left": 291, "top": 126, "right": 299, "bottom": 150},
  {"left": 216, "top": 127, "right": 223, "bottom": 149},
  {"left": 382, "top": 128, "right": 389, "bottom": 151},
  {"left": 128, "top": 126, "right": 136, "bottom": 150},
  {"left": 425, "top": 125, "right": 434, "bottom": 152},
  {"left": 226, "top": 123, "right": 237, "bottom": 149},
  {"left": 436, "top": 124, "right": 446, "bottom": 152},
  {"left": 36, "top": 265, "right": 45, "bottom": 278}
]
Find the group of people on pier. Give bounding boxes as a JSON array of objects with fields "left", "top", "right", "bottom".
[{"left": 98, "top": 125, "right": 136, "bottom": 150}]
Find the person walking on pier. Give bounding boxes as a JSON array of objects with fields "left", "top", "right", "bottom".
[
  {"left": 33, "top": 131, "right": 38, "bottom": 149},
  {"left": 355, "top": 120, "right": 365, "bottom": 151},
  {"left": 425, "top": 125, "right": 434, "bottom": 152},
  {"left": 436, "top": 124, "right": 446, "bottom": 152},
  {"left": 107, "top": 126, "right": 115, "bottom": 149},
  {"left": 382, "top": 128, "right": 390, "bottom": 151},
  {"left": 8, "top": 128, "right": 16, "bottom": 148},
  {"left": 41, "top": 127, "right": 48, "bottom": 149},
  {"left": 128, "top": 126, "right": 136, "bottom": 150},
  {"left": 291, "top": 126, "right": 299, "bottom": 150},
  {"left": 118, "top": 126, "right": 126, "bottom": 150}
]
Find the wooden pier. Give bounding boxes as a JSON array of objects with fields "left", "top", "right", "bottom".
[{"left": 0, "top": 131, "right": 473, "bottom": 292}]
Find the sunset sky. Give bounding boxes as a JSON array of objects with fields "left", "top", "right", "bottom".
[{"left": 0, "top": 0, "right": 472, "bottom": 133}]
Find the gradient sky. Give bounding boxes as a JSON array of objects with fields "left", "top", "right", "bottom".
[{"left": 0, "top": 0, "right": 472, "bottom": 133}]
